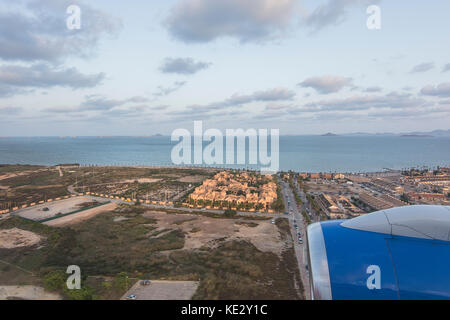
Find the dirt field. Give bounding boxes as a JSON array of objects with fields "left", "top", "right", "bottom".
[
  {"left": 143, "top": 211, "right": 284, "bottom": 255},
  {"left": 16, "top": 196, "right": 105, "bottom": 221},
  {"left": 0, "top": 285, "right": 61, "bottom": 300},
  {"left": 177, "top": 175, "right": 207, "bottom": 183},
  {"left": 120, "top": 178, "right": 161, "bottom": 183},
  {"left": 0, "top": 228, "right": 41, "bottom": 249},
  {"left": 122, "top": 281, "right": 199, "bottom": 300},
  {"left": 44, "top": 202, "right": 117, "bottom": 227}
]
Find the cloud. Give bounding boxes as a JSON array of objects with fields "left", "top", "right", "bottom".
[
  {"left": 0, "top": 64, "right": 104, "bottom": 92},
  {"left": 189, "top": 88, "right": 296, "bottom": 112},
  {"left": 305, "top": 0, "right": 377, "bottom": 32},
  {"left": 160, "top": 58, "right": 211, "bottom": 75},
  {"left": 153, "top": 81, "right": 186, "bottom": 97},
  {"left": 0, "top": 0, "right": 121, "bottom": 63},
  {"left": 421, "top": 83, "right": 450, "bottom": 98},
  {"left": 410, "top": 62, "right": 435, "bottom": 73},
  {"left": 364, "top": 86, "right": 382, "bottom": 93},
  {"left": 298, "top": 75, "right": 353, "bottom": 94},
  {"left": 165, "top": 0, "right": 298, "bottom": 43},
  {"left": 44, "top": 95, "right": 149, "bottom": 113},
  {"left": 442, "top": 63, "right": 450, "bottom": 73},
  {"left": 0, "top": 106, "right": 22, "bottom": 114},
  {"left": 298, "top": 92, "right": 429, "bottom": 113}
]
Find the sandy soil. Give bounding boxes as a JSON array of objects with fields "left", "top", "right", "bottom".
[
  {"left": 177, "top": 175, "right": 207, "bottom": 183},
  {"left": 120, "top": 178, "right": 161, "bottom": 184},
  {"left": 44, "top": 203, "right": 117, "bottom": 227},
  {"left": 0, "top": 228, "right": 42, "bottom": 249},
  {"left": 0, "top": 170, "right": 43, "bottom": 181},
  {"left": 0, "top": 286, "right": 61, "bottom": 300},
  {"left": 143, "top": 211, "right": 284, "bottom": 255}
]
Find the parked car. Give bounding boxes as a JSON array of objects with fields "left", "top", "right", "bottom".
[
  {"left": 271, "top": 219, "right": 276, "bottom": 224},
  {"left": 126, "top": 294, "right": 137, "bottom": 300},
  {"left": 140, "top": 280, "right": 151, "bottom": 286}
]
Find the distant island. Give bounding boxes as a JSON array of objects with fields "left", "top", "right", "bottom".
[
  {"left": 322, "top": 133, "right": 339, "bottom": 137},
  {"left": 401, "top": 134, "right": 434, "bottom": 138}
]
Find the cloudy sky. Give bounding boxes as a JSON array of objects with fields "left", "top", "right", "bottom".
[{"left": 0, "top": 0, "right": 449, "bottom": 136}]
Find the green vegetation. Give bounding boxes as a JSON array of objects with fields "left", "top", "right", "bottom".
[
  {"left": 0, "top": 205, "right": 301, "bottom": 300},
  {"left": 400, "top": 193, "right": 410, "bottom": 204},
  {"left": 271, "top": 182, "right": 285, "bottom": 212},
  {"left": 0, "top": 165, "right": 44, "bottom": 173},
  {"left": 234, "top": 221, "right": 258, "bottom": 228},
  {"left": 223, "top": 208, "right": 237, "bottom": 217}
]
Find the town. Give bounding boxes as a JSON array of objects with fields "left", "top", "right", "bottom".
[{"left": 0, "top": 164, "right": 449, "bottom": 300}]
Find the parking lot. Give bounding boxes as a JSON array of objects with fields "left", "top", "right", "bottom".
[
  {"left": 121, "top": 280, "right": 199, "bottom": 300},
  {"left": 14, "top": 196, "right": 103, "bottom": 222}
]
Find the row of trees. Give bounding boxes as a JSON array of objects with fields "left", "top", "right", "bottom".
[{"left": 188, "top": 198, "right": 267, "bottom": 211}]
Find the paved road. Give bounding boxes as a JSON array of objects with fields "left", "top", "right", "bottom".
[
  {"left": 279, "top": 178, "right": 311, "bottom": 300},
  {"left": 293, "top": 177, "right": 320, "bottom": 223}
]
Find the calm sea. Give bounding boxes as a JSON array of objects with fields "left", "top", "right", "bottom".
[{"left": 0, "top": 136, "right": 449, "bottom": 173}]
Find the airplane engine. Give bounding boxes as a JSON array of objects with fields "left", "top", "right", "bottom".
[{"left": 306, "top": 205, "right": 450, "bottom": 300}]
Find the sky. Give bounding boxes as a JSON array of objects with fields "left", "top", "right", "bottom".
[{"left": 0, "top": 0, "right": 449, "bottom": 136}]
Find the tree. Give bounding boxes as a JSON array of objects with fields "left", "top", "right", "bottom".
[{"left": 224, "top": 208, "right": 237, "bottom": 217}]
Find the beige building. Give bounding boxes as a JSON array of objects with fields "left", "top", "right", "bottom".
[{"left": 188, "top": 171, "right": 277, "bottom": 211}]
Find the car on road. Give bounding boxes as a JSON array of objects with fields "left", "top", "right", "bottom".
[
  {"left": 126, "top": 294, "right": 137, "bottom": 300},
  {"left": 284, "top": 212, "right": 289, "bottom": 215},
  {"left": 298, "top": 238, "right": 303, "bottom": 244}
]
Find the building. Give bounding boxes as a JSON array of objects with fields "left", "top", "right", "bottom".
[
  {"left": 333, "top": 173, "right": 345, "bottom": 180},
  {"left": 321, "top": 173, "right": 332, "bottom": 180},
  {"left": 316, "top": 193, "right": 346, "bottom": 219},
  {"left": 335, "top": 195, "right": 365, "bottom": 217},
  {"left": 188, "top": 171, "right": 277, "bottom": 211},
  {"left": 370, "top": 178, "right": 404, "bottom": 194},
  {"left": 358, "top": 192, "right": 408, "bottom": 211},
  {"left": 310, "top": 173, "right": 320, "bottom": 180},
  {"left": 298, "top": 173, "right": 308, "bottom": 179},
  {"left": 407, "top": 192, "right": 447, "bottom": 203}
]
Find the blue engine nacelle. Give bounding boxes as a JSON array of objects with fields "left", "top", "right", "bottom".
[{"left": 306, "top": 205, "right": 450, "bottom": 300}]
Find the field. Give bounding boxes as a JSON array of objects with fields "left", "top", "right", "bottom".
[
  {"left": 0, "top": 204, "right": 303, "bottom": 300},
  {"left": 0, "top": 165, "right": 216, "bottom": 209},
  {"left": 15, "top": 196, "right": 107, "bottom": 222}
]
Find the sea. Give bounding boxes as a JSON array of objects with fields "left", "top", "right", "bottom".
[{"left": 0, "top": 136, "right": 449, "bottom": 173}]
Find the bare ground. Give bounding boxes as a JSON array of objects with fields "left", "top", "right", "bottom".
[
  {"left": 177, "top": 175, "right": 207, "bottom": 183},
  {"left": 143, "top": 211, "right": 284, "bottom": 255},
  {"left": 43, "top": 203, "right": 117, "bottom": 227},
  {"left": 0, "top": 228, "right": 42, "bottom": 249},
  {"left": 0, "top": 285, "right": 61, "bottom": 300}
]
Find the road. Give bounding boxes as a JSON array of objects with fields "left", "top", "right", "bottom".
[
  {"left": 292, "top": 176, "right": 320, "bottom": 223},
  {"left": 75, "top": 195, "right": 283, "bottom": 219},
  {"left": 279, "top": 177, "right": 311, "bottom": 300}
]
